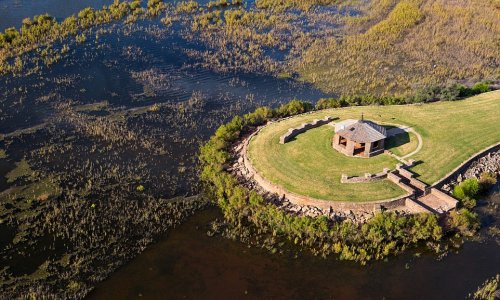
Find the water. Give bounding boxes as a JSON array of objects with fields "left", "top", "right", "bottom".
[
  {"left": 89, "top": 201, "right": 500, "bottom": 300},
  {"left": 0, "top": 0, "right": 114, "bottom": 31},
  {"left": 0, "top": 1, "right": 499, "bottom": 299}
]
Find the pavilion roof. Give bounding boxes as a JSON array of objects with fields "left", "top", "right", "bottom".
[{"left": 335, "top": 119, "right": 387, "bottom": 143}]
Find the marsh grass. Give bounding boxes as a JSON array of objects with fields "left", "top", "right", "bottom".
[
  {"left": 0, "top": 84, "right": 247, "bottom": 297},
  {"left": 296, "top": 0, "right": 499, "bottom": 95},
  {"left": 6, "top": 159, "right": 33, "bottom": 183}
]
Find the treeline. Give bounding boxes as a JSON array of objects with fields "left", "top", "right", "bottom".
[
  {"left": 0, "top": 0, "right": 168, "bottom": 74},
  {"left": 315, "top": 81, "right": 493, "bottom": 109},
  {"left": 199, "top": 98, "right": 485, "bottom": 263}
]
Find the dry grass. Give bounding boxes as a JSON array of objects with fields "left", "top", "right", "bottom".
[{"left": 295, "top": 0, "right": 500, "bottom": 95}]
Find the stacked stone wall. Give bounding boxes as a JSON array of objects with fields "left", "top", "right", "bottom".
[{"left": 279, "top": 116, "right": 334, "bottom": 144}]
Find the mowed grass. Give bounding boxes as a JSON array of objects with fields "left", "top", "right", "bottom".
[
  {"left": 248, "top": 91, "right": 500, "bottom": 202},
  {"left": 386, "top": 131, "right": 418, "bottom": 157}
]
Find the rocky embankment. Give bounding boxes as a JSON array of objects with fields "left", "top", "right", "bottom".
[{"left": 441, "top": 149, "right": 500, "bottom": 193}]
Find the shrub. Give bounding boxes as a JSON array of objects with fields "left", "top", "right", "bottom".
[
  {"left": 3, "top": 27, "right": 20, "bottom": 44},
  {"left": 276, "top": 99, "right": 313, "bottom": 117},
  {"left": 410, "top": 85, "right": 440, "bottom": 103},
  {"left": 244, "top": 107, "right": 273, "bottom": 126},
  {"left": 471, "top": 82, "right": 491, "bottom": 94},
  {"left": 147, "top": 0, "right": 167, "bottom": 16},
  {"left": 176, "top": 0, "right": 199, "bottom": 13},
  {"left": 315, "top": 98, "right": 343, "bottom": 109},
  {"left": 479, "top": 172, "right": 497, "bottom": 193},
  {"left": 453, "top": 178, "right": 480, "bottom": 200},
  {"left": 447, "top": 208, "right": 480, "bottom": 236},
  {"left": 439, "top": 83, "right": 462, "bottom": 101},
  {"left": 470, "top": 274, "right": 500, "bottom": 300},
  {"left": 461, "top": 196, "right": 477, "bottom": 210}
]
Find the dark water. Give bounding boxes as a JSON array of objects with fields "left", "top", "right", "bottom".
[
  {"left": 0, "top": 0, "right": 114, "bottom": 31},
  {"left": 1, "top": 1, "right": 499, "bottom": 299},
  {"left": 90, "top": 194, "right": 500, "bottom": 300}
]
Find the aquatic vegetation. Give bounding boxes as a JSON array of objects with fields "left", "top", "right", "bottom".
[
  {"left": 175, "top": 0, "right": 200, "bottom": 14},
  {"left": 147, "top": 0, "right": 168, "bottom": 16},
  {"left": 3, "top": 0, "right": 495, "bottom": 96},
  {"left": 469, "top": 274, "right": 500, "bottom": 300},
  {"left": 6, "top": 159, "right": 33, "bottom": 183},
  {"left": 178, "top": 6, "right": 283, "bottom": 74},
  {"left": 255, "top": 0, "right": 340, "bottom": 11},
  {"left": 0, "top": 0, "right": 163, "bottom": 75},
  {"left": 0, "top": 95, "right": 222, "bottom": 296}
]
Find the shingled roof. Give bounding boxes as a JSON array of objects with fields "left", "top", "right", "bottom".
[{"left": 334, "top": 119, "right": 387, "bottom": 143}]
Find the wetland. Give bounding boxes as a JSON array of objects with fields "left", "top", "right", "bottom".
[{"left": 0, "top": 0, "right": 499, "bottom": 298}]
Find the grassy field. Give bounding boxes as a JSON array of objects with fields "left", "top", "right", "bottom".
[
  {"left": 248, "top": 91, "right": 500, "bottom": 202},
  {"left": 385, "top": 131, "right": 419, "bottom": 157}
]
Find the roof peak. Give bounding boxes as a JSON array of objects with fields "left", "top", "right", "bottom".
[{"left": 334, "top": 119, "right": 387, "bottom": 143}]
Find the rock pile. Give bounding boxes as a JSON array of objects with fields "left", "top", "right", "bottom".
[{"left": 441, "top": 150, "right": 500, "bottom": 192}]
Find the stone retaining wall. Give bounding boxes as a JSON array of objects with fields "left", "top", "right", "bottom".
[
  {"left": 387, "top": 172, "right": 416, "bottom": 195},
  {"left": 279, "top": 116, "right": 334, "bottom": 144},
  {"left": 430, "top": 188, "right": 458, "bottom": 208},
  {"left": 405, "top": 198, "right": 431, "bottom": 213},
  {"left": 340, "top": 168, "right": 390, "bottom": 183}
]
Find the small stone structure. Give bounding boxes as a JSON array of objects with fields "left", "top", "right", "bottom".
[
  {"left": 279, "top": 116, "right": 334, "bottom": 144},
  {"left": 341, "top": 168, "right": 391, "bottom": 183},
  {"left": 332, "top": 119, "right": 387, "bottom": 157},
  {"left": 388, "top": 164, "right": 458, "bottom": 214}
]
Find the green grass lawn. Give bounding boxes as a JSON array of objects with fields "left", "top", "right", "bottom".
[
  {"left": 248, "top": 91, "right": 500, "bottom": 202},
  {"left": 385, "top": 131, "right": 418, "bottom": 157}
]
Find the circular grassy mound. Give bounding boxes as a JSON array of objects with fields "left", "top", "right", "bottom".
[{"left": 248, "top": 117, "right": 410, "bottom": 202}]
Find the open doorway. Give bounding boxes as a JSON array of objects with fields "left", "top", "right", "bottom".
[
  {"left": 353, "top": 142, "right": 365, "bottom": 156},
  {"left": 339, "top": 136, "right": 347, "bottom": 148}
]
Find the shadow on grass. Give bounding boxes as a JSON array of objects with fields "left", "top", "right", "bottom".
[{"left": 386, "top": 132, "right": 410, "bottom": 149}]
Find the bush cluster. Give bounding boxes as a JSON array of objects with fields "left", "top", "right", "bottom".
[
  {"left": 479, "top": 172, "right": 497, "bottom": 193},
  {"left": 453, "top": 178, "right": 480, "bottom": 201},
  {"left": 315, "top": 81, "right": 492, "bottom": 109}
]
